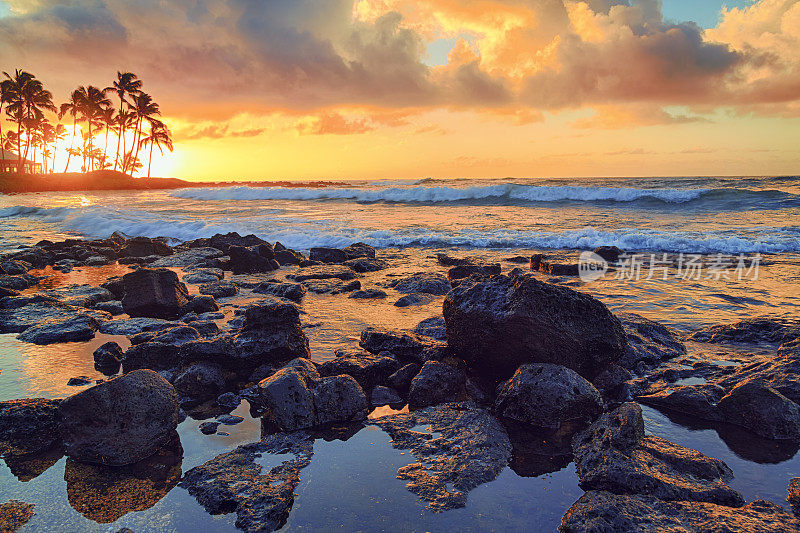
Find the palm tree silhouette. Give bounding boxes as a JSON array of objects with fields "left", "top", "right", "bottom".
[
  {"left": 106, "top": 72, "right": 142, "bottom": 172},
  {"left": 79, "top": 86, "right": 111, "bottom": 171},
  {"left": 2, "top": 70, "right": 56, "bottom": 174},
  {"left": 59, "top": 88, "right": 85, "bottom": 173},
  {"left": 127, "top": 92, "right": 160, "bottom": 175},
  {"left": 139, "top": 119, "right": 173, "bottom": 178}
]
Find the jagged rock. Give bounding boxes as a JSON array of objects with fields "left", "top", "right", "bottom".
[
  {"left": 40, "top": 284, "right": 114, "bottom": 308},
  {"left": 372, "top": 386, "right": 403, "bottom": 406},
  {"left": 717, "top": 380, "right": 800, "bottom": 440},
  {"left": 593, "top": 245, "right": 624, "bottom": 262},
  {"left": 149, "top": 247, "right": 223, "bottom": 268},
  {"left": 217, "top": 414, "right": 244, "bottom": 425},
  {"left": 349, "top": 289, "right": 388, "bottom": 299},
  {"left": 228, "top": 245, "right": 278, "bottom": 274},
  {"left": 274, "top": 248, "right": 306, "bottom": 266},
  {"left": 58, "top": 370, "right": 180, "bottom": 466},
  {"left": 253, "top": 281, "right": 306, "bottom": 302},
  {"left": 0, "top": 274, "right": 37, "bottom": 291},
  {"left": 572, "top": 403, "right": 744, "bottom": 506},
  {"left": 530, "top": 254, "right": 579, "bottom": 276},
  {"left": 100, "top": 277, "right": 124, "bottom": 299},
  {"left": 560, "top": 491, "right": 799, "bottom": 533},
  {"left": 216, "top": 392, "right": 241, "bottom": 412},
  {"left": 637, "top": 384, "right": 726, "bottom": 422},
  {"left": 186, "top": 232, "right": 265, "bottom": 254},
  {"left": 789, "top": 478, "right": 800, "bottom": 516},
  {"left": 173, "top": 362, "right": 227, "bottom": 404},
  {"left": 98, "top": 317, "right": 182, "bottom": 336},
  {"left": 495, "top": 364, "right": 603, "bottom": 428},
  {"left": 181, "top": 432, "right": 314, "bottom": 533},
  {"left": 302, "top": 278, "right": 360, "bottom": 294},
  {"left": 231, "top": 301, "right": 310, "bottom": 373},
  {"left": 0, "top": 286, "right": 19, "bottom": 298},
  {"left": 0, "top": 260, "right": 31, "bottom": 275},
  {"left": 373, "top": 403, "right": 512, "bottom": 511},
  {"left": 16, "top": 314, "right": 100, "bottom": 344},
  {"left": 0, "top": 398, "right": 61, "bottom": 456},
  {"left": 121, "top": 268, "right": 190, "bottom": 319},
  {"left": 715, "top": 338, "right": 800, "bottom": 404},
  {"left": 408, "top": 361, "right": 466, "bottom": 409},
  {"left": 93, "top": 342, "right": 123, "bottom": 374},
  {"left": 591, "top": 364, "right": 632, "bottom": 402},
  {"left": 688, "top": 317, "right": 800, "bottom": 344},
  {"left": 317, "top": 350, "right": 399, "bottom": 392},
  {"left": 444, "top": 274, "right": 627, "bottom": 380},
  {"left": 120, "top": 236, "right": 173, "bottom": 257},
  {"left": 199, "top": 421, "right": 220, "bottom": 434},
  {"left": 436, "top": 253, "right": 473, "bottom": 267},
  {"left": 67, "top": 376, "right": 93, "bottom": 386},
  {"left": 616, "top": 312, "right": 687, "bottom": 371},
  {"left": 0, "top": 500, "right": 35, "bottom": 532},
  {"left": 180, "top": 295, "right": 219, "bottom": 315},
  {"left": 413, "top": 317, "right": 447, "bottom": 340},
  {"left": 390, "top": 273, "right": 451, "bottom": 296}
]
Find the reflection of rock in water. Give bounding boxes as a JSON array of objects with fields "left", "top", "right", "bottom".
[
  {"left": 3, "top": 444, "right": 63, "bottom": 482},
  {"left": 647, "top": 406, "right": 800, "bottom": 464},
  {"left": 181, "top": 431, "right": 314, "bottom": 533},
  {"left": 503, "top": 420, "right": 580, "bottom": 478},
  {"left": 373, "top": 402, "right": 512, "bottom": 512},
  {"left": 64, "top": 432, "right": 182, "bottom": 523}
]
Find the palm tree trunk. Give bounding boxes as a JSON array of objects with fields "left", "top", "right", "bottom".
[
  {"left": 65, "top": 116, "right": 76, "bottom": 173},
  {"left": 147, "top": 141, "right": 153, "bottom": 178},
  {"left": 114, "top": 99, "right": 123, "bottom": 172},
  {"left": 16, "top": 121, "right": 22, "bottom": 174}
]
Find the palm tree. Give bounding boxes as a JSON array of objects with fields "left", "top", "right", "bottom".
[
  {"left": 99, "top": 106, "right": 115, "bottom": 159},
  {"left": 77, "top": 86, "right": 111, "bottom": 171},
  {"left": 127, "top": 92, "right": 160, "bottom": 175},
  {"left": 0, "top": 78, "right": 10, "bottom": 156},
  {"left": 106, "top": 72, "right": 142, "bottom": 172},
  {"left": 3, "top": 70, "right": 56, "bottom": 173},
  {"left": 59, "top": 88, "right": 85, "bottom": 173},
  {"left": 139, "top": 120, "right": 173, "bottom": 178}
]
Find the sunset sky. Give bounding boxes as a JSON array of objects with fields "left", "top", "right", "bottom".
[{"left": 1, "top": 0, "right": 799, "bottom": 181}]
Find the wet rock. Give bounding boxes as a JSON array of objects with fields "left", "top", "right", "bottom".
[
  {"left": 349, "top": 288, "right": 388, "bottom": 299},
  {"left": 444, "top": 274, "right": 627, "bottom": 381},
  {"left": 591, "top": 364, "right": 632, "bottom": 402},
  {"left": 0, "top": 274, "right": 37, "bottom": 291},
  {"left": 374, "top": 402, "right": 512, "bottom": 511},
  {"left": 17, "top": 314, "right": 100, "bottom": 344},
  {"left": 93, "top": 342, "right": 123, "bottom": 374},
  {"left": 228, "top": 244, "right": 278, "bottom": 274},
  {"left": 447, "top": 264, "right": 502, "bottom": 284},
  {"left": 290, "top": 264, "right": 357, "bottom": 283},
  {"left": 274, "top": 248, "right": 305, "bottom": 266},
  {"left": 0, "top": 500, "right": 34, "bottom": 532},
  {"left": 495, "top": 363, "right": 603, "bottom": 428},
  {"left": 120, "top": 236, "right": 173, "bottom": 257},
  {"left": 0, "top": 398, "right": 61, "bottom": 456},
  {"left": 360, "top": 327, "right": 444, "bottom": 363},
  {"left": 100, "top": 277, "right": 125, "bottom": 299},
  {"left": 58, "top": 369, "right": 180, "bottom": 466},
  {"left": 0, "top": 260, "right": 31, "bottom": 275},
  {"left": 217, "top": 414, "right": 244, "bottom": 425},
  {"left": 199, "top": 421, "right": 220, "bottom": 434},
  {"left": 343, "top": 257, "right": 388, "bottom": 273},
  {"left": 637, "top": 384, "right": 726, "bottom": 422},
  {"left": 131, "top": 325, "right": 201, "bottom": 346},
  {"left": 121, "top": 268, "right": 190, "bottom": 319},
  {"left": 413, "top": 316, "right": 447, "bottom": 340},
  {"left": 174, "top": 362, "right": 227, "bottom": 404},
  {"left": 40, "top": 284, "right": 114, "bottom": 308},
  {"left": 388, "top": 363, "right": 420, "bottom": 393},
  {"left": 0, "top": 296, "right": 110, "bottom": 334},
  {"left": 231, "top": 301, "right": 310, "bottom": 373},
  {"left": 593, "top": 245, "right": 624, "bottom": 263},
  {"left": 312, "top": 375, "right": 370, "bottom": 427},
  {"left": 530, "top": 255, "right": 579, "bottom": 276},
  {"left": 216, "top": 392, "right": 241, "bottom": 412},
  {"left": 64, "top": 436, "right": 182, "bottom": 523},
  {"left": 257, "top": 364, "right": 317, "bottom": 431},
  {"left": 181, "top": 432, "right": 314, "bottom": 533},
  {"left": 560, "top": 491, "right": 799, "bottom": 533},
  {"left": 98, "top": 317, "right": 182, "bottom": 336},
  {"left": 303, "top": 278, "right": 360, "bottom": 294},
  {"left": 309, "top": 247, "right": 347, "bottom": 263},
  {"left": 0, "top": 286, "right": 20, "bottom": 298},
  {"left": 372, "top": 385, "right": 403, "bottom": 406},
  {"left": 617, "top": 312, "right": 687, "bottom": 371},
  {"left": 688, "top": 317, "right": 800, "bottom": 344},
  {"left": 67, "top": 376, "right": 93, "bottom": 386},
  {"left": 317, "top": 350, "right": 399, "bottom": 392},
  {"left": 790, "top": 478, "right": 800, "bottom": 517},
  {"left": 436, "top": 253, "right": 473, "bottom": 267},
  {"left": 343, "top": 242, "right": 376, "bottom": 260},
  {"left": 199, "top": 280, "right": 238, "bottom": 298},
  {"left": 253, "top": 281, "right": 306, "bottom": 302},
  {"left": 187, "top": 232, "right": 266, "bottom": 254},
  {"left": 182, "top": 269, "right": 224, "bottom": 284},
  {"left": 390, "top": 273, "right": 451, "bottom": 296},
  {"left": 395, "top": 293, "right": 436, "bottom": 307},
  {"left": 121, "top": 342, "right": 180, "bottom": 372},
  {"left": 408, "top": 361, "right": 466, "bottom": 409},
  {"left": 94, "top": 300, "right": 123, "bottom": 315},
  {"left": 717, "top": 380, "right": 800, "bottom": 440},
  {"left": 149, "top": 247, "right": 223, "bottom": 268},
  {"left": 572, "top": 402, "right": 744, "bottom": 506}
]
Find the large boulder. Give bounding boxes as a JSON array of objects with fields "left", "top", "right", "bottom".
[
  {"left": 317, "top": 350, "right": 399, "bottom": 392},
  {"left": 443, "top": 274, "right": 627, "bottom": 380},
  {"left": 343, "top": 242, "right": 376, "bottom": 260},
  {"left": 16, "top": 314, "right": 100, "bottom": 344},
  {"left": 408, "top": 361, "right": 466, "bottom": 409},
  {"left": 309, "top": 247, "right": 347, "bottom": 263},
  {"left": 121, "top": 268, "right": 190, "bottom": 319},
  {"left": 390, "top": 273, "right": 451, "bottom": 296},
  {"left": 312, "top": 375, "right": 370, "bottom": 427},
  {"left": 0, "top": 398, "right": 61, "bottom": 456},
  {"left": 120, "top": 237, "right": 173, "bottom": 258},
  {"left": 717, "top": 380, "right": 800, "bottom": 440},
  {"left": 173, "top": 362, "right": 227, "bottom": 404},
  {"left": 58, "top": 370, "right": 180, "bottom": 466},
  {"left": 93, "top": 342, "right": 124, "bottom": 375},
  {"left": 495, "top": 363, "right": 603, "bottom": 428},
  {"left": 231, "top": 301, "right": 310, "bottom": 374},
  {"left": 228, "top": 245, "right": 278, "bottom": 274}
]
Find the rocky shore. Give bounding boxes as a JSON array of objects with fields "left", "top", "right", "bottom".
[{"left": 1, "top": 232, "right": 799, "bottom": 531}]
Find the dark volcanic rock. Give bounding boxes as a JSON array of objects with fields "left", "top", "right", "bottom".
[
  {"left": 790, "top": 478, "right": 800, "bottom": 516},
  {"left": 188, "top": 232, "right": 266, "bottom": 254},
  {"left": 180, "top": 295, "right": 219, "bottom": 315},
  {"left": 637, "top": 384, "right": 726, "bottom": 422},
  {"left": 343, "top": 257, "right": 388, "bottom": 273},
  {"left": 413, "top": 316, "right": 447, "bottom": 340},
  {"left": 530, "top": 255, "right": 579, "bottom": 276},
  {"left": 120, "top": 236, "right": 173, "bottom": 257},
  {"left": 495, "top": 364, "right": 603, "bottom": 428},
  {"left": 290, "top": 265, "right": 356, "bottom": 282},
  {"left": 593, "top": 245, "right": 623, "bottom": 263},
  {"left": 317, "top": 350, "right": 399, "bottom": 392},
  {"left": 0, "top": 296, "right": 110, "bottom": 334},
  {"left": 443, "top": 274, "right": 627, "bottom": 380},
  {"left": 716, "top": 338, "right": 800, "bottom": 404},
  {"left": 617, "top": 312, "right": 687, "bottom": 371},
  {"left": 447, "top": 264, "right": 502, "bottom": 284},
  {"left": 0, "top": 398, "right": 61, "bottom": 456},
  {"left": 199, "top": 280, "right": 239, "bottom": 298},
  {"left": 372, "top": 386, "right": 403, "bottom": 406},
  {"left": 360, "top": 327, "right": 444, "bottom": 363},
  {"left": 17, "top": 314, "right": 100, "bottom": 344},
  {"left": 348, "top": 289, "right": 388, "bottom": 299},
  {"left": 274, "top": 248, "right": 306, "bottom": 266},
  {"left": 99, "top": 317, "right": 182, "bottom": 336},
  {"left": 394, "top": 293, "right": 436, "bottom": 307},
  {"left": 121, "top": 268, "right": 190, "bottom": 319},
  {"left": 58, "top": 370, "right": 180, "bottom": 466},
  {"left": 688, "top": 317, "right": 799, "bottom": 344},
  {"left": 121, "top": 342, "right": 180, "bottom": 372},
  {"left": 572, "top": 403, "right": 744, "bottom": 506},
  {"left": 94, "top": 300, "right": 123, "bottom": 315},
  {"left": 253, "top": 281, "right": 306, "bottom": 302},
  {"left": 342, "top": 242, "right": 376, "bottom": 260},
  {"left": 408, "top": 361, "right": 466, "bottom": 409},
  {"left": 130, "top": 325, "right": 201, "bottom": 346},
  {"left": 93, "top": 342, "right": 124, "bottom": 374},
  {"left": 390, "top": 273, "right": 451, "bottom": 296},
  {"left": 228, "top": 245, "right": 278, "bottom": 274},
  {"left": 373, "top": 403, "right": 512, "bottom": 511},
  {"left": 150, "top": 247, "right": 223, "bottom": 268},
  {"left": 388, "top": 363, "right": 420, "bottom": 393},
  {"left": 560, "top": 491, "right": 799, "bottom": 533},
  {"left": 436, "top": 253, "right": 473, "bottom": 267},
  {"left": 231, "top": 301, "right": 310, "bottom": 373},
  {"left": 309, "top": 247, "right": 347, "bottom": 263},
  {"left": 181, "top": 432, "right": 314, "bottom": 533},
  {"left": 312, "top": 375, "right": 370, "bottom": 427},
  {"left": 717, "top": 380, "right": 800, "bottom": 440},
  {"left": 173, "top": 362, "right": 227, "bottom": 404},
  {"left": 591, "top": 364, "right": 632, "bottom": 402},
  {"left": 41, "top": 284, "right": 114, "bottom": 308},
  {"left": 0, "top": 500, "right": 35, "bottom": 532}
]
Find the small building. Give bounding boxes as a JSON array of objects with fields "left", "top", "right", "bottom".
[{"left": 0, "top": 148, "right": 41, "bottom": 174}]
